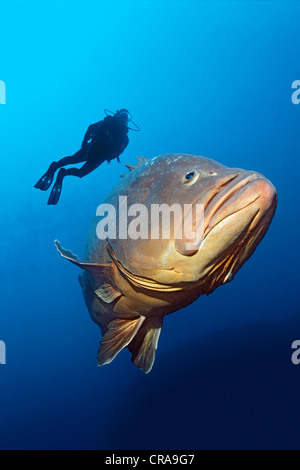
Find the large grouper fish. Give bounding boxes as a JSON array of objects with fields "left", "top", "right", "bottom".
[{"left": 55, "top": 153, "right": 277, "bottom": 373}]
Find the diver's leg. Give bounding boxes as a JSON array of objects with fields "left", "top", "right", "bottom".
[
  {"left": 61, "top": 159, "right": 102, "bottom": 178},
  {"left": 52, "top": 149, "right": 87, "bottom": 168},
  {"left": 34, "top": 149, "right": 86, "bottom": 191},
  {"left": 47, "top": 160, "right": 101, "bottom": 205}
]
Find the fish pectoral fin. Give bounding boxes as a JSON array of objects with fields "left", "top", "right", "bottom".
[
  {"left": 55, "top": 240, "right": 121, "bottom": 303},
  {"left": 54, "top": 240, "right": 113, "bottom": 276},
  {"left": 95, "top": 283, "right": 122, "bottom": 304},
  {"left": 128, "top": 319, "right": 163, "bottom": 374},
  {"left": 98, "top": 316, "right": 145, "bottom": 366}
]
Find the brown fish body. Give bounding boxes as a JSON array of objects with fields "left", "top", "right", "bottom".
[{"left": 56, "top": 153, "right": 277, "bottom": 373}]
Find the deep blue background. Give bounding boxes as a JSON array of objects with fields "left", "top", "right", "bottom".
[{"left": 0, "top": 0, "right": 299, "bottom": 450}]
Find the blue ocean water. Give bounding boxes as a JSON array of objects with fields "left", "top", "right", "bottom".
[{"left": 0, "top": 0, "right": 299, "bottom": 450}]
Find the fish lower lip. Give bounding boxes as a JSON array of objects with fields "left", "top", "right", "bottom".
[{"left": 206, "top": 195, "right": 260, "bottom": 237}]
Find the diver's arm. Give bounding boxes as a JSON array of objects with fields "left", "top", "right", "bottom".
[
  {"left": 115, "top": 135, "right": 129, "bottom": 162},
  {"left": 81, "top": 125, "right": 94, "bottom": 149},
  {"left": 119, "top": 135, "right": 129, "bottom": 154},
  {"left": 81, "top": 122, "right": 105, "bottom": 149}
]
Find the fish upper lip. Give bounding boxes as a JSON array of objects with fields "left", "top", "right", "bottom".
[
  {"left": 201, "top": 172, "right": 261, "bottom": 238},
  {"left": 175, "top": 173, "right": 257, "bottom": 254}
]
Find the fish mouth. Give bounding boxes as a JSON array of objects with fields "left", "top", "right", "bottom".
[
  {"left": 203, "top": 172, "right": 264, "bottom": 238},
  {"left": 175, "top": 170, "right": 277, "bottom": 257},
  {"left": 175, "top": 171, "right": 277, "bottom": 293}
]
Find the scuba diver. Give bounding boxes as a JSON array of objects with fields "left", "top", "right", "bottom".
[{"left": 34, "top": 108, "right": 140, "bottom": 205}]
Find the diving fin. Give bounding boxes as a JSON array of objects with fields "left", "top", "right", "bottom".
[
  {"left": 98, "top": 316, "right": 145, "bottom": 366},
  {"left": 34, "top": 168, "right": 56, "bottom": 191},
  {"left": 47, "top": 179, "right": 63, "bottom": 205}
]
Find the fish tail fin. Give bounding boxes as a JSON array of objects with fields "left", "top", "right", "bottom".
[
  {"left": 97, "top": 316, "right": 145, "bottom": 367},
  {"left": 128, "top": 318, "right": 163, "bottom": 374}
]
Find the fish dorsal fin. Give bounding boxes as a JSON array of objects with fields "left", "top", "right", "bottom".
[
  {"left": 120, "top": 156, "right": 147, "bottom": 177},
  {"left": 55, "top": 240, "right": 122, "bottom": 302},
  {"left": 98, "top": 316, "right": 145, "bottom": 366},
  {"left": 128, "top": 319, "right": 162, "bottom": 374}
]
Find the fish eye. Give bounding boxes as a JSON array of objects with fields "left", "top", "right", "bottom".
[
  {"left": 208, "top": 171, "right": 217, "bottom": 176},
  {"left": 182, "top": 169, "right": 200, "bottom": 186}
]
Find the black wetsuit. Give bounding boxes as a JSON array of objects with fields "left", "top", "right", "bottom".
[{"left": 35, "top": 114, "right": 129, "bottom": 205}]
